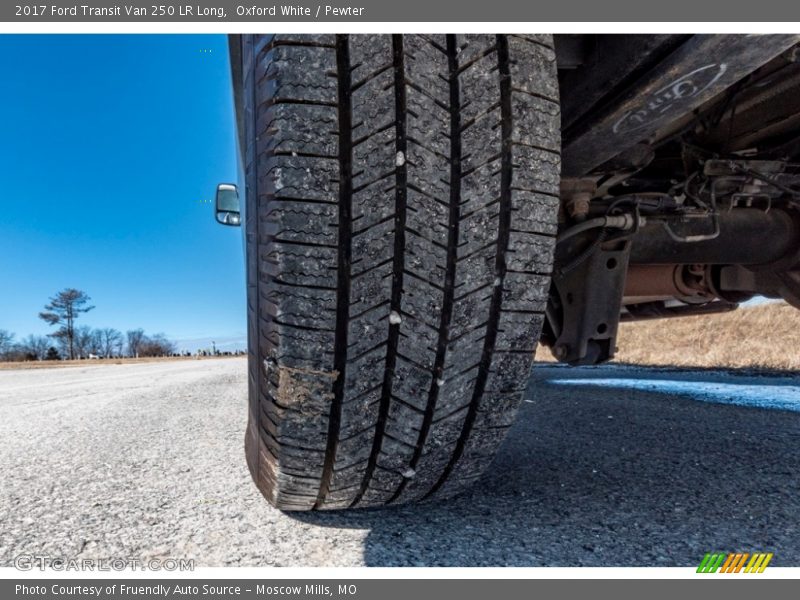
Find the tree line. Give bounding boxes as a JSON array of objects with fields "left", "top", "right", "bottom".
[{"left": 0, "top": 288, "right": 176, "bottom": 361}]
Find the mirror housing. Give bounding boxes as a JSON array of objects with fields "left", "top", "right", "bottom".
[{"left": 215, "top": 183, "right": 241, "bottom": 226}]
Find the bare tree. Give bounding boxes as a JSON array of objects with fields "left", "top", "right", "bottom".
[
  {"left": 72, "top": 326, "right": 89, "bottom": 359},
  {"left": 99, "top": 328, "right": 123, "bottom": 358},
  {"left": 39, "top": 289, "right": 94, "bottom": 360},
  {"left": 20, "top": 334, "right": 50, "bottom": 361},
  {"left": 126, "top": 328, "right": 146, "bottom": 358},
  {"left": 151, "top": 333, "right": 176, "bottom": 356},
  {"left": 138, "top": 333, "right": 177, "bottom": 357},
  {"left": 50, "top": 329, "right": 72, "bottom": 359},
  {"left": 73, "top": 326, "right": 102, "bottom": 358},
  {"left": 0, "top": 329, "right": 14, "bottom": 360},
  {"left": 90, "top": 329, "right": 103, "bottom": 356}
]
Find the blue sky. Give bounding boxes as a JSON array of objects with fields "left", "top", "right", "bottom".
[{"left": 0, "top": 34, "right": 246, "bottom": 351}]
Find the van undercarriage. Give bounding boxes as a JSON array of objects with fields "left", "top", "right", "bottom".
[{"left": 548, "top": 34, "right": 800, "bottom": 364}]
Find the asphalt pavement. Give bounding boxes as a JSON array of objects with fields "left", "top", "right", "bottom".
[{"left": 1, "top": 357, "right": 798, "bottom": 567}]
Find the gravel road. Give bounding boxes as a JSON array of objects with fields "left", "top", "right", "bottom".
[{"left": 1, "top": 357, "right": 798, "bottom": 567}]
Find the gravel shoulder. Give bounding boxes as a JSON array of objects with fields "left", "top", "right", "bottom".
[{"left": 1, "top": 358, "right": 798, "bottom": 567}]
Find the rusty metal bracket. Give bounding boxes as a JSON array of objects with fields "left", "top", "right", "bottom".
[{"left": 551, "top": 239, "right": 632, "bottom": 365}]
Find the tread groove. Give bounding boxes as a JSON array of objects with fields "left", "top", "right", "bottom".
[
  {"left": 387, "top": 34, "right": 462, "bottom": 504},
  {"left": 424, "top": 34, "right": 514, "bottom": 500},
  {"left": 314, "top": 34, "right": 352, "bottom": 509},
  {"left": 350, "top": 34, "right": 408, "bottom": 508}
]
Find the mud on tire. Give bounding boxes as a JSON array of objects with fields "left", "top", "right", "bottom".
[{"left": 238, "top": 34, "right": 560, "bottom": 510}]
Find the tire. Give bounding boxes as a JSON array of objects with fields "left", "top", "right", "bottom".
[{"left": 239, "top": 34, "right": 560, "bottom": 510}]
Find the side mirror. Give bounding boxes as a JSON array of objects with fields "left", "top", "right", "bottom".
[{"left": 215, "top": 183, "right": 241, "bottom": 226}]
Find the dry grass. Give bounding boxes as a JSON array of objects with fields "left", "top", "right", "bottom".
[
  {"left": 613, "top": 301, "right": 800, "bottom": 370},
  {"left": 7, "top": 304, "right": 796, "bottom": 373},
  {"left": 0, "top": 354, "right": 242, "bottom": 371}
]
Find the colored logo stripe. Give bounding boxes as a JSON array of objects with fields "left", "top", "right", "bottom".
[
  {"left": 719, "top": 553, "right": 736, "bottom": 573},
  {"left": 698, "top": 552, "right": 772, "bottom": 573},
  {"left": 733, "top": 553, "right": 749, "bottom": 573},
  {"left": 720, "top": 553, "right": 739, "bottom": 573},
  {"left": 759, "top": 553, "right": 774, "bottom": 573},
  {"left": 697, "top": 553, "right": 726, "bottom": 573},
  {"left": 744, "top": 553, "right": 773, "bottom": 573}
]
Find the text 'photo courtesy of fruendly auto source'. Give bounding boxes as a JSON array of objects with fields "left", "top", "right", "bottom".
[{"left": 2, "top": 2, "right": 800, "bottom": 592}]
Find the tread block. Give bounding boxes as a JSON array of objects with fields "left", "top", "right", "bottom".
[{"left": 256, "top": 45, "right": 337, "bottom": 104}]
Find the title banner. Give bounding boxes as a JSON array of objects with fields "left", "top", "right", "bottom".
[{"left": 4, "top": 0, "right": 800, "bottom": 22}]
